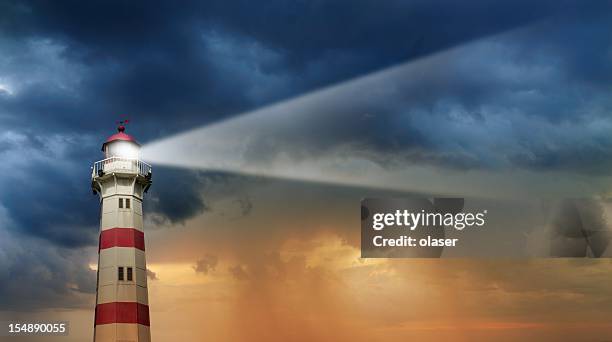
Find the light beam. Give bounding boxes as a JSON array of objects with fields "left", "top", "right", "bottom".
[{"left": 141, "top": 29, "right": 611, "bottom": 199}]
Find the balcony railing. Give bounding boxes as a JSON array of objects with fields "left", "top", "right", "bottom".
[{"left": 92, "top": 157, "right": 152, "bottom": 178}]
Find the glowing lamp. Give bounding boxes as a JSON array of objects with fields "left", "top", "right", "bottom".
[{"left": 102, "top": 125, "right": 140, "bottom": 159}]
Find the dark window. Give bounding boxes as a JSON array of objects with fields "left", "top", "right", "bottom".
[
  {"left": 118, "top": 266, "right": 124, "bottom": 281},
  {"left": 126, "top": 198, "right": 131, "bottom": 209},
  {"left": 118, "top": 198, "right": 123, "bottom": 209},
  {"left": 127, "top": 267, "right": 133, "bottom": 281}
]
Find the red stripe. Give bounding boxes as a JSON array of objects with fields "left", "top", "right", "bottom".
[
  {"left": 95, "top": 302, "right": 150, "bottom": 326},
  {"left": 99, "top": 228, "right": 145, "bottom": 251}
]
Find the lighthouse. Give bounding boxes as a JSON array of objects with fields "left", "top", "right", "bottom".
[{"left": 91, "top": 123, "right": 152, "bottom": 341}]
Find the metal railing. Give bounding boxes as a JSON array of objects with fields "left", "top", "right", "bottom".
[{"left": 92, "top": 157, "right": 152, "bottom": 178}]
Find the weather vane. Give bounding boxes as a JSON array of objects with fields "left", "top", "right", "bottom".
[{"left": 116, "top": 118, "right": 130, "bottom": 132}]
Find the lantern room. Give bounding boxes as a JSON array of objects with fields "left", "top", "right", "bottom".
[
  {"left": 102, "top": 125, "right": 140, "bottom": 159},
  {"left": 92, "top": 124, "right": 152, "bottom": 183}
]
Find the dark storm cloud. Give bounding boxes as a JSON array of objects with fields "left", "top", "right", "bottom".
[
  {"left": 0, "top": 0, "right": 608, "bottom": 241},
  {"left": 0, "top": 131, "right": 99, "bottom": 247},
  {"left": 196, "top": 10, "right": 612, "bottom": 174},
  {"left": 0, "top": 165, "right": 98, "bottom": 247},
  {"left": 0, "top": 0, "right": 578, "bottom": 137},
  {"left": 0, "top": 225, "right": 96, "bottom": 310},
  {"left": 145, "top": 168, "right": 210, "bottom": 225},
  {"left": 0, "top": 0, "right": 609, "bottom": 311},
  {"left": 145, "top": 170, "right": 257, "bottom": 226},
  {"left": 0, "top": 0, "right": 606, "bottom": 244}
]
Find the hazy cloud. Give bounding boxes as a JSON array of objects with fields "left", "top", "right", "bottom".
[
  {"left": 194, "top": 254, "right": 219, "bottom": 275},
  {"left": 147, "top": 268, "right": 158, "bottom": 281}
]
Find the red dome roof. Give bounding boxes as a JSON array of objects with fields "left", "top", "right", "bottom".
[{"left": 101, "top": 125, "right": 140, "bottom": 150}]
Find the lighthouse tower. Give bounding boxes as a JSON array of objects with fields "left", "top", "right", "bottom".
[{"left": 91, "top": 124, "right": 152, "bottom": 341}]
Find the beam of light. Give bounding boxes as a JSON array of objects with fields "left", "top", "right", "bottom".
[{"left": 141, "top": 27, "right": 611, "bottom": 199}]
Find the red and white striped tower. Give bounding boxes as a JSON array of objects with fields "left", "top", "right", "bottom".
[{"left": 91, "top": 123, "right": 152, "bottom": 341}]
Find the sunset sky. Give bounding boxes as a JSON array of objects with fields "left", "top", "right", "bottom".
[{"left": 1, "top": 1, "right": 612, "bottom": 341}]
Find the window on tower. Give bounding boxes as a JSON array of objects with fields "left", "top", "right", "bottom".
[
  {"left": 118, "top": 266, "right": 124, "bottom": 281},
  {"left": 119, "top": 198, "right": 124, "bottom": 209},
  {"left": 126, "top": 198, "right": 131, "bottom": 209},
  {"left": 127, "top": 267, "right": 133, "bottom": 281}
]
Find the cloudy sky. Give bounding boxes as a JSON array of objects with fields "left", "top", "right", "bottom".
[{"left": 1, "top": 1, "right": 612, "bottom": 341}]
